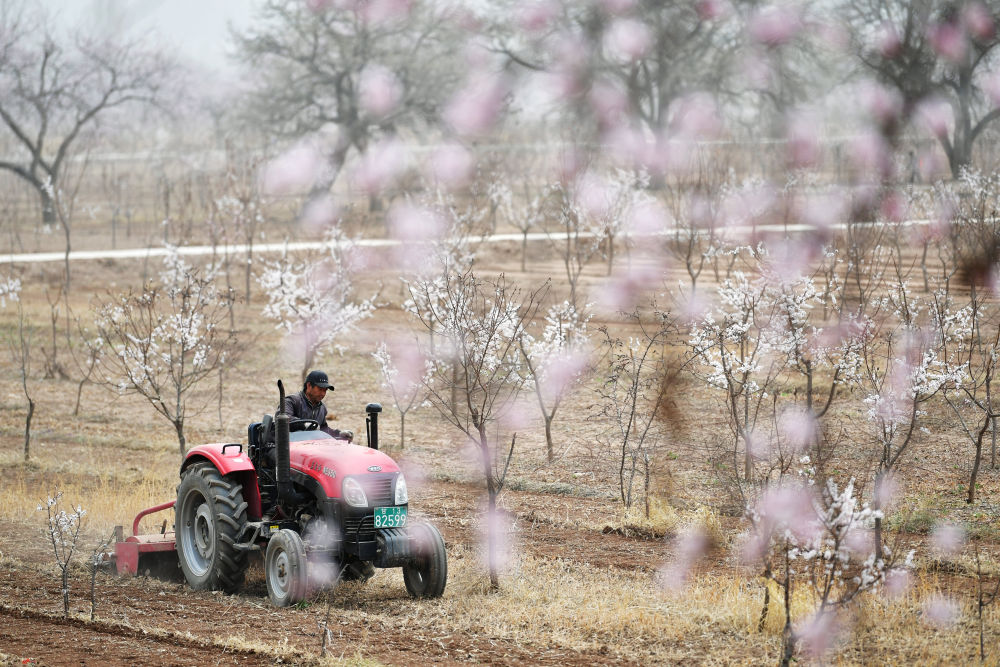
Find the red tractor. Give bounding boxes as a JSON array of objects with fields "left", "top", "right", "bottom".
[{"left": 114, "top": 380, "right": 447, "bottom": 606}]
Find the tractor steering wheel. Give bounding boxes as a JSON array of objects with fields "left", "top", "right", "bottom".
[{"left": 289, "top": 418, "right": 320, "bottom": 432}]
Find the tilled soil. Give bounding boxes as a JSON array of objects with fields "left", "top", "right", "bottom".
[{"left": 0, "top": 480, "right": 676, "bottom": 666}]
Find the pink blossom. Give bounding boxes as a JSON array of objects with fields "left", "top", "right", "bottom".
[
  {"left": 603, "top": 126, "right": 650, "bottom": 168},
  {"left": 742, "top": 52, "right": 774, "bottom": 89},
  {"left": 387, "top": 202, "right": 445, "bottom": 272},
  {"left": 815, "top": 19, "right": 849, "bottom": 52},
  {"left": 874, "top": 22, "right": 902, "bottom": 58},
  {"left": 679, "top": 288, "right": 712, "bottom": 325},
  {"left": 603, "top": 18, "right": 652, "bottom": 62},
  {"left": 388, "top": 202, "right": 445, "bottom": 244},
  {"left": 538, "top": 349, "right": 590, "bottom": 402},
  {"left": 305, "top": 0, "right": 335, "bottom": 12},
  {"left": 916, "top": 97, "right": 953, "bottom": 139},
  {"left": 843, "top": 527, "right": 872, "bottom": 556},
  {"left": 626, "top": 198, "right": 668, "bottom": 237},
  {"left": 575, "top": 172, "right": 614, "bottom": 219},
  {"left": 594, "top": 258, "right": 665, "bottom": 313},
  {"left": 359, "top": 65, "right": 403, "bottom": 117},
  {"left": 797, "top": 611, "right": 841, "bottom": 660},
  {"left": 481, "top": 507, "right": 516, "bottom": 574},
  {"left": 858, "top": 80, "right": 903, "bottom": 126},
  {"left": 597, "top": 0, "right": 636, "bottom": 15},
  {"left": 516, "top": 0, "right": 559, "bottom": 34},
  {"left": 964, "top": 2, "right": 996, "bottom": 41},
  {"left": 668, "top": 93, "right": 721, "bottom": 140},
  {"left": 778, "top": 408, "right": 817, "bottom": 453},
  {"left": 931, "top": 522, "right": 965, "bottom": 557},
  {"left": 352, "top": 138, "right": 408, "bottom": 195},
  {"left": 883, "top": 568, "right": 911, "bottom": 600},
  {"left": 927, "top": 21, "right": 967, "bottom": 62},
  {"left": 748, "top": 5, "right": 803, "bottom": 48},
  {"left": 696, "top": 0, "right": 730, "bottom": 21},
  {"left": 880, "top": 190, "right": 907, "bottom": 223},
  {"left": 744, "top": 430, "right": 769, "bottom": 460},
  {"left": 358, "top": 0, "right": 413, "bottom": 25},
  {"left": 874, "top": 472, "right": 900, "bottom": 511},
  {"left": 765, "top": 237, "right": 819, "bottom": 283},
  {"left": 427, "top": 142, "right": 474, "bottom": 190},
  {"left": 399, "top": 458, "right": 428, "bottom": 495},
  {"left": 259, "top": 143, "right": 325, "bottom": 196},
  {"left": 849, "top": 130, "right": 891, "bottom": 177},
  {"left": 660, "top": 527, "right": 708, "bottom": 592},
  {"left": 383, "top": 337, "right": 429, "bottom": 393},
  {"left": 299, "top": 194, "right": 340, "bottom": 234},
  {"left": 922, "top": 594, "right": 960, "bottom": 628},
  {"left": 799, "top": 190, "right": 848, "bottom": 231},
  {"left": 757, "top": 485, "right": 820, "bottom": 543},
  {"left": 588, "top": 79, "right": 630, "bottom": 128},
  {"left": 443, "top": 75, "right": 508, "bottom": 136}
]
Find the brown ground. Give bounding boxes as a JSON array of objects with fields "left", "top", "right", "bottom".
[
  {"left": 4, "top": 227, "right": 1000, "bottom": 666},
  {"left": 0, "top": 480, "right": 680, "bottom": 667}
]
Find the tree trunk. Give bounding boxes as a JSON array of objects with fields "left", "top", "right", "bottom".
[
  {"left": 991, "top": 416, "right": 996, "bottom": 469},
  {"left": 544, "top": 414, "right": 553, "bottom": 462},
  {"left": 23, "top": 396, "right": 34, "bottom": 462},
  {"left": 481, "top": 438, "right": 500, "bottom": 592},
  {"left": 174, "top": 419, "right": 187, "bottom": 459},
  {"left": 968, "top": 416, "right": 989, "bottom": 504}
]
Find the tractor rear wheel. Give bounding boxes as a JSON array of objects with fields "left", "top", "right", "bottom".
[
  {"left": 175, "top": 463, "right": 248, "bottom": 593},
  {"left": 265, "top": 529, "right": 308, "bottom": 607},
  {"left": 403, "top": 522, "right": 447, "bottom": 598}
]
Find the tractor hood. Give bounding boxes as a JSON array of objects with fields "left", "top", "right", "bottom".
[{"left": 290, "top": 439, "right": 401, "bottom": 499}]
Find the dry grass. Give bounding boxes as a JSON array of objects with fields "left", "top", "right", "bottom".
[{"left": 4, "top": 238, "right": 1000, "bottom": 664}]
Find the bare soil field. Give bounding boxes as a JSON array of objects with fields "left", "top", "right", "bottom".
[{"left": 2, "top": 237, "right": 1000, "bottom": 665}]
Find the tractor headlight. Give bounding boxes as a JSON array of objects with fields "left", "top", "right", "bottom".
[
  {"left": 342, "top": 477, "right": 368, "bottom": 507},
  {"left": 395, "top": 473, "right": 408, "bottom": 505}
]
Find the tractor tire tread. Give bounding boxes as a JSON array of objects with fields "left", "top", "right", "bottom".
[{"left": 175, "top": 463, "right": 248, "bottom": 594}]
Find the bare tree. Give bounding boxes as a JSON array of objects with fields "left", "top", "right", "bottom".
[
  {"left": 857, "top": 277, "right": 960, "bottom": 558},
  {"left": 234, "top": 0, "right": 460, "bottom": 197},
  {"left": 257, "top": 229, "right": 377, "bottom": 381},
  {"left": 596, "top": 308, "right": 681, "bottom": 514},
  {"left": 0, "top": 1, "right": 172, "bottom": 281},
  {"left": 372, "top": 340, "right": 431, "bottom": 451},
  {"left": 844, "top": 0, "right": 1000, "bottom": 177},
  {"left": 2, "top": 275, "right": 32, "bottom": 461},
  {"left": 520, "top": 300, "right": 589, "bottom": 462},
  {"left": 415, "top": 268, "right": 546, "bottom": 590},
  {"left": 38, "top": 492, "right": 86, "bottom": 618},
  {"left": 92, "top": 265, "right": 238, "bottom": 458}
]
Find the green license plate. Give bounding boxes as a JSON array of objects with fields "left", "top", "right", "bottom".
[{"left": 373, "top": 506, "right": 407, "bottom": 528}]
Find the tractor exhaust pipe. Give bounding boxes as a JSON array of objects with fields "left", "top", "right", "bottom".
[
  {"left": 366, "top": 403, "right": 382, "bottom": 450},
  {"left": 275, "top": 380, "right": 293, "bottom": 506}
]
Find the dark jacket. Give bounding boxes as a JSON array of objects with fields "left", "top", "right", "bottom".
[{"left": 284, "top": 391, "right": 337, "bottom": 437}]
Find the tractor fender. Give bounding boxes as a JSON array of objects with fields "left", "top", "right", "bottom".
[
  {"left": 181, "top": 443, "right": 263, "bottom": 520},
  {"left": 181, "top": 443, "right": 255, "bottom": 476}
]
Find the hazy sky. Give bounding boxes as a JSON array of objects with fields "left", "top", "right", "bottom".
[{"left": 47, "top": 0, "right": 259, "bottom": 73}]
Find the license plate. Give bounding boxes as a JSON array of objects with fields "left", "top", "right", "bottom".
[{"left": 373, "top": 506, "right": 407, "bottom": 528}]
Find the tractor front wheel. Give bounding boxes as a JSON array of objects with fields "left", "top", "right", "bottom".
[
  {"left": 175, "top": 463, "right": 248, "bottom": 593},
  {"left": 403, "top": 522, "right": 447, "bottom": 598},
  {"left": 265, "top": 529, "right": 308, "bottom": 607}
]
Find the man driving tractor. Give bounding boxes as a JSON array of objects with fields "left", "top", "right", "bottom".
[{"left": 284, "top": 369, "right": 354, "bottom": 442}]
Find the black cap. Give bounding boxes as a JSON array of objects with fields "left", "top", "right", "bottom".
[{"left": 305, "top": 370, "right": 334, "bottom": 390}]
